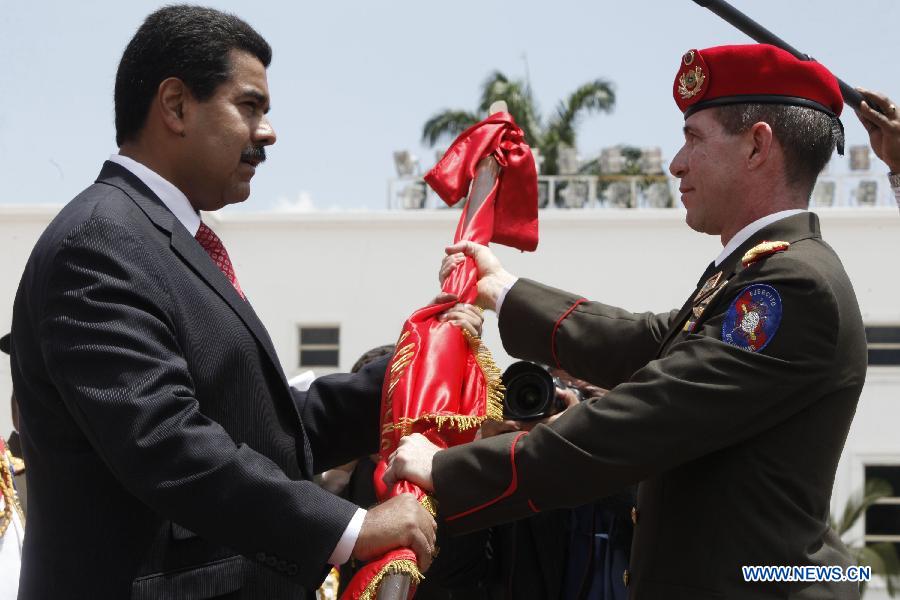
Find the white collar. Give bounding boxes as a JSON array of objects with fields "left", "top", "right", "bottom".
[
  {"left": 714, "top": 209, "right": 805, "bottom": 267},
  {"left": 108, "top": 154, "right": 201, "bottom": 236}
]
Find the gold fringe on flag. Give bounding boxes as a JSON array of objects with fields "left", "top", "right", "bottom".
[
  {"left": 461, "top": 329, "right": 505, "bottom": 423},
  {"left": 357, "top": 560, "right": 424, "bottom": 600},
  {"left": 419, "top": 494, "right": 438, "bottom": 518},
  {"left": 0, "top": 446, "right": 25, "bottom": 537}
]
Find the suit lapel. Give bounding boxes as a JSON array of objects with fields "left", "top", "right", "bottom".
[
  {"left": 657, "top": 212, "right": 822, "bottom": 355},
  {"left": 168, "top": 226, "right": 287, "bottom": 385},
  {"left": 95, "top": 161, "right": 290, "bottom": 394}
]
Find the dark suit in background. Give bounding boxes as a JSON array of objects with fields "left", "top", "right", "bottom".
[{"left": 11, "top": 162, "right": 384, "bottom": 599}]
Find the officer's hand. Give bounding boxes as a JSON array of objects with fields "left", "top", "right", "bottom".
[
  {"left": 443, "top": 242, "right": 517, "bottom": 311},
  {"left": 856, "top": 88, "right": 900, "bottom": 172},
  {"left": 383, "top": 433, "right": 440, "bottom": 492},
  {"left": 352, "top": 493, "right": 438, "bottom": 572}
]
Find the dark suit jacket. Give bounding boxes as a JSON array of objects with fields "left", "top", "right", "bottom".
[
  {"left": 432, "top": 213, "right": 866, "bottom": 600},
  {"left": 10, "top": 162, "right": 384, "bottom": 599}
]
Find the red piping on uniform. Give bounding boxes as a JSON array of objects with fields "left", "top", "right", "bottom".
[
  {"left": 551, "top": 299, "right": 587, "bottom": 368},
  {"left": 527, "top": 499, "right": 540, "bottom": 513},
  {"left": 446, "top": 431, "right": 528, "bottom": 522}
]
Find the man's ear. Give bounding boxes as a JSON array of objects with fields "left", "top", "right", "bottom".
[
  {"left": 157, "top": 77, "right": 189, "bottom": 137},
  {"left": 747, "top": 121, "right": 774, "bottom": 170}
]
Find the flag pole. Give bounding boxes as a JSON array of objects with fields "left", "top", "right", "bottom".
[
  {"left": 375, "top": 100, "right": 509, "bottom": 600},
  {"left": 692, "top": 0, "right": 875, "bottom": 112}
]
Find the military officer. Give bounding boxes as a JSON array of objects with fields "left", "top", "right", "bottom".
[{"left": 385, "top": 44, "right": 867, "bottom": 600}]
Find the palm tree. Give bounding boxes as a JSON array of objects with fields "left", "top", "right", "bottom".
[
  {"left": 830, "top": 479, "right": 900, "bottom": 597},
  {"left": 422, "top": 71, "right": 615, "bottom": 175}
]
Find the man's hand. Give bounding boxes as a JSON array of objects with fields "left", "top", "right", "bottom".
[
  {"left": 856, "top": 88, "right": 900, "bottom": 172},
  {"left": 352, "top": 493, "right": 438, "bottom": 572},
  {"left": 383, "top": 433, "right": 440, "bottom": 492},
  {"left": 430, "top": 298, "right": 484, "bottom": 339},
  {"left": 440, "top": 242, "right": 517, "bottom": 311}
]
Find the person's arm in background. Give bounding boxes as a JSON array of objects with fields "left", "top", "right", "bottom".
[{"left": 856, "top": 88, "right": 900, "bottom": 210}]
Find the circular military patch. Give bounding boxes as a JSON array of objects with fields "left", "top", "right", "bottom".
[{"left": 721, "top": 284, "right": 782, "bottom": 352}]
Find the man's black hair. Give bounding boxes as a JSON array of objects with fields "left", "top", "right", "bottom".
[
  {"left": 351, "top": 345, "right": 396, "bottom": 374},
  {"left": 114, "top": 5, "right": 272, "bottom": 146},
  {"left": 712, "top": 104, "right": 838, "bottom": 197}
]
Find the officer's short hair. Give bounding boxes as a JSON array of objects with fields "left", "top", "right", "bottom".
[{"left": 711, "top": 104, "right": 837, "bottom": 195}]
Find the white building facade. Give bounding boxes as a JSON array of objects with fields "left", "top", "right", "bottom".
[{"left": 1, "top": 205, "right": 898, "bottom": 595}]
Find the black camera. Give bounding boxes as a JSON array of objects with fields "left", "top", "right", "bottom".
[{"left": 501, "top": 361, "right": 579, "bottom": 421}]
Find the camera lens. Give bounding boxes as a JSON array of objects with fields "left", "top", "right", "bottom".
[
  {"left": 502, "top": 362, "right": 556, "bottom": 421},
  {"left": 516, "top": 381, "right": 545, "bottom": 412}
]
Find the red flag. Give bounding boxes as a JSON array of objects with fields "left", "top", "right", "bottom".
[{"left": 341, "top": 112, "right": 538, "bottom": 600}]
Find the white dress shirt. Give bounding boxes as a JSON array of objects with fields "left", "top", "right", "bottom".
[
  {"left": 108, "top": 154, "right": 364, "bottom": 566},
  {"left": 108, "top": 154, "right": 201, "bottom": 236},
  {"left": 713, "top": 209, "right": 805, "bottom": 267}
]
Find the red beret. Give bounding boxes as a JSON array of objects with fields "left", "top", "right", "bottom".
[{"left": 673, "top": 44, "right": 843, "bottom": 119}]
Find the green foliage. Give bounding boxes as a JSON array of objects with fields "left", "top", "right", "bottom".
[
  {"left": 421, "top": 70, "right": 615, "bottom": 175},
  {"left": 421, "top": 110, "right": 480, "bottom": 148},
  {"left": 831, "top": 479, "right": 900, "bottom": 597}
]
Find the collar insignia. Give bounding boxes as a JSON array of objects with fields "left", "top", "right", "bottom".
[
  {"left": 684, "top": 271, "right": 728, "bottom": 332},
  {"left": 693, "top": 271, "right": 722, "bottom": 304}
]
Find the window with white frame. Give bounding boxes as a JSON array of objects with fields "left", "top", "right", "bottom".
[
  {"left": 864, "top": 464, "right": 900, "bottom": 556},
  {"left": 865, "top": 326, "right": 900, "bottom": 366},
  {"left": 298, "top": 325, "right": 339, "bottom": 368}
]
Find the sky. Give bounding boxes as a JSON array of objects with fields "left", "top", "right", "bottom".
[{"left": 1, "top": 0, "right": 897, "bottom": 212}]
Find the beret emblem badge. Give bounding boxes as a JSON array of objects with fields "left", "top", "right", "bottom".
[{"left": 678, "top": 66, "right": 706, "bottom": 100}]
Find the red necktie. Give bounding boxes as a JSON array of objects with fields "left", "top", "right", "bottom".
[{"left": 195, "top": 223, "right": 246, "bottom": 299}]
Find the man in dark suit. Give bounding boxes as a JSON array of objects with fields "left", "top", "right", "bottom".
[
  {"left": 9, "top": 6, "right": 441, "bottom": 598},
  {"left": 385, "top": 45, "right": 868, "bottom": 599}
]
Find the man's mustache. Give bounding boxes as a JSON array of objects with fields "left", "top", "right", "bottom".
[{"left": 241, "top": 146, "right": 266, "bottom": 164}]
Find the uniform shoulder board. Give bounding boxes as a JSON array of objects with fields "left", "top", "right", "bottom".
[{"left": 741, "top": 240, "right": 790, "bottom": 268}]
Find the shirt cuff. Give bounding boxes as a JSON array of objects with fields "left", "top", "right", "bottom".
[
  {"left": 328, "top": 507, "right": 366, "bottom": 566},
  {"left": 495, "top": 278, "right": 519, "bottom": 315}
]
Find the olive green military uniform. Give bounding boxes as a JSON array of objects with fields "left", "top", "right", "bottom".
[{"left": 433, "top": 212, "right": 866, "bottom": 600}]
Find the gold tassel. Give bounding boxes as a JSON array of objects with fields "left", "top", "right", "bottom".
[
  {"left": 357, "top": 559, "right": 424, "bottom": 600},
  {"left": 461, "top": 329, "right": 505, "bottom": 423},
  {"left": 432, "top": 414, "right": 486, "bottom": 432},
  {"left": 0, "top": 447, "right": 24, "bottom": 537},
  {"left": 419, "top": 494, "right": 439, "bottom": 518}
]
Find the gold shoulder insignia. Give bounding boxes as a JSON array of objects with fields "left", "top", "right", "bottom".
[{"left": 741, "top": 240, "right": 790, "bottom": 267}]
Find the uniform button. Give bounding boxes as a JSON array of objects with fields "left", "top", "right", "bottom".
[
  {"left": 623, "top": 569, "right": 630, "bottom": 587},
  {"left": 631, "top": 506, "right": 639, "bottom": 525},
  {"left": 266, "top": 556, "right": 277, "bottom": 567},
  {"left": 277, "top": 560, "right": 287, "bottom": 571},
  {"left": 287, "top": 565, "right": 299, "bottom": 576},
  {"left": 255, "top": 552, "right": 266, "bottom": 562}
]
